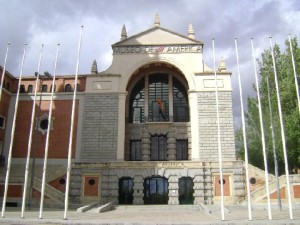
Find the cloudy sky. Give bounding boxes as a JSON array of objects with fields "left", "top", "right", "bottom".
[{"left": 1, "top": 0, "right": 299, "bottom": 126}]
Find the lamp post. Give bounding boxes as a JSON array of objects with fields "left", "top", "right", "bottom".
[{"left": 28, "top": 72, "right": 52, "bottom": 208}]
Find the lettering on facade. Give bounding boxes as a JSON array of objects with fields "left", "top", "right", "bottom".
[
  {"left": 161, "top": 162, "right": 185, "bottom": 167},
  {"left": 113, "top": 45, "right": 202, "bottom": 54}
]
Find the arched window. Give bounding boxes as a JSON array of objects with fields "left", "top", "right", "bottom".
[
  {"left": 50, "top": 84, "right": 56, "bottom": 92},
  {"left": 65, "top": 84, "right": 72, "bottom": 92},
  {"left": 20, "top": 85, "right": 26, "bottom": 93},
  {"left": 173, "top": 77, "right": 189, "bottom": 122},
  {"left": 76, "top": 83, "right": 80, "bottom": 92},
  {"left": 129, "top": 73, "right": 188, "bottom": 123},
  {"left": 42, "top": 84, "right": 48, "bottom": 92},
  {"left": 149, "top": 74, "right": 169, "bottom": 122},
  {"left": 28, "top": 85, "right": 33, "bottom": 93},
  {"left": 129, "top": 78, "right": 145, "bottom": 123}
]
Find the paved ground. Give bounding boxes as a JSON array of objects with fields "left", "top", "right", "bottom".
[{"left": 0, "top": 205, "right": 299, "bottom": 225}]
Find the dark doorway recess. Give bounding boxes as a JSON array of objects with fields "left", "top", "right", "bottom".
[
  {"left": 119, "top": 177, "right": 133, "bottom": 204},
  {"left": 179, "top": 177, "right": 194, "bottom": 204},
  {"left": 144, "top": 176, "right": 168, "bottom": 204}
]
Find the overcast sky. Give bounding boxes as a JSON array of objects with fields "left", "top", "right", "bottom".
[{"left": 1, "top": 0, "right": 299, "bottom": 127}]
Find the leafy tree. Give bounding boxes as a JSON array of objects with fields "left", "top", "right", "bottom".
[{"left": 236, "top": 37, "right": 300, "bottom": 175}]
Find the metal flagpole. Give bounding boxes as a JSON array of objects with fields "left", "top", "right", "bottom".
[
  {"left": 212, "top": 38, "right": 225, "bottom": 221},
  {"left": 0, "top": 42, "right": 11, "bottom": 104},
  {"left": 1, "top": 44, "right": 28, "bottom": 218},
  {"left": 266, "top": 76, "right": 282, "bottom": 211},
  {"left": 39, "top": 44, "right": 60, "bottom": 219},
  {"left": 269, "top": 37, "right": 293, "bottom": 220},
  {"left": 64, "top": 25, "right": 84, "bottom": 220},
  {"left": 288, "top": 34, "right": 300, "bottom": 114},
  {"left": 251, "top": 38, "right": 272, "bottom": 220},
  {"left": 234, "top": 38, "right": 252, "bottom": 221},
  {"left": 21, "top": 44, "right": 44, "bottom": 218}
]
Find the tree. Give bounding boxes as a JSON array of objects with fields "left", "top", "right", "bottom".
[{"left": 236, "top": 37, "right": 300, "bottom": 175}]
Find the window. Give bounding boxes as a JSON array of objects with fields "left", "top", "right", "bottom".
[
  {"left": 65, "top": 84, "right": 72, "bottom": 92},
  {"left": 150, "top": 134, "right": 167, "bottom": 161},
  {"left": 27, "top": 85, "right": 33, "bottom": 93},
  {"left": 129, "top": 78, "right": 144, "bottom": 123},
  {"left": 42, "top": 84, "right": 48, "bottom": 92},
  {"left": 0, "top": 116, "right": 5, "bottom": 129},
  {"left": 5, "top": 82, "right": 10, "bottom": 91},
  {"left": 50, "top": 84, "right": 56, "bottom": 92},
  {"left": 76, "top": 83, "right": 80, "bottom": 92},
  {"left": 130, "top": 140, "right": 142, "bottom": 161},
  {"left": 173, "top": 77, "right": 189, "bottom": 122},
  {"left": 37, "top": 113, "right": 54, "bottom": 135},
  {"left": 176, "top": 139, "right": 188, "bottom": 160},
  {"left": 20, "top": 85, "right": 26, "bottom": 93},
  {"left": 149, "top": 74, "right": 169, "bottom": 122},
  {"left": 119, "top": 177, "right": 133, "bottom": 204},
  {"left": 129, "top": 73, "right": 189, "bottom": 123}
]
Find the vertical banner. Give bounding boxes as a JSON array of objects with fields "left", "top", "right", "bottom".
[
  {"left": 234, "top": 38, "right": 252, "bottom": 221},
  {"left": 1, "top": 44, "right": 28, "bottom": 218},
  {"left": 64, "top": 25, "right": 84, "bottom": 220},
  {"left": 39, "top": 44, "right": 60, "bottom": 219},
  {"left": 269, "top": 37, "right": 293, "bottom": 220},
  {"left": 251, "top": 38, "right": 272, "bottom": 220},
  {"left": 211, "top": 38, "right": 225, "bottom": 221},
  {"left": 21, "top": 44, "right": 44, "bottom": 218}
]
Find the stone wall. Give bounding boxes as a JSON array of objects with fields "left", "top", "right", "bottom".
[
  {"left": 197, "top": 91, "right": 236, "bottom": 161},
  {"left": 80, "top": 94, "right": 119, "bottom": 162}
]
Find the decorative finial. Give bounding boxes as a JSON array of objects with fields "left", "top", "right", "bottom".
[
  {"left": 121, "top": 25, "right": 127, "bottom": 41},
  {"left": 91, "top": 60, "right": 98, "bottom": 74},
  {"left": 188, "top": 23, "right": 195, "bottom": 39},
  {"left": 154, "top": 14, "right": 160, "bottom": 27},
  {"left": 218, "top": 57, "right": 227, "bottom": 72}
]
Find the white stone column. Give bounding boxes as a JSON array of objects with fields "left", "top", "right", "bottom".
[
  {"left": 188, "top": 91, "right": 200, "bottom": 160},
  {"left": 117, "top": 92, "right": 127, "bottom": 161}
]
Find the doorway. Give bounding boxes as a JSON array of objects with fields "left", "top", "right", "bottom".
[
  {"left": 144, "top": 176, "right": 168, "bottom": 204},
  {"left": 179, "top": 177, "right": 194, "bottom": 204},
  {"left": 119, "top": 177, "right": 133, "bottom": 204}
]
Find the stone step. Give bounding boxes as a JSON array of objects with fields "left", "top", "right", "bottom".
[{"left": 114, "top": 204, "right": 201, "bottom": 211}]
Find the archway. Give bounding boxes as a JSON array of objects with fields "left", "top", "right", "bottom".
[{"left": 144, "top": 176, "right": 168, "bottom": 204}]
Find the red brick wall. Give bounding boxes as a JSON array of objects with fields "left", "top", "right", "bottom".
[
  {"left": 294, "top": 185, "right": 300, "bottom": 198},
  {"left": 0, "top": 184, "right": 23, "bottom": 197},
  {"left": 49, "top": 175, "right": 66, "bottom": 193},
  {"left": 13, "top": 99, "right": 79, "bottom": 158},
  {"left": 270, "top": 187, "right": 286, "bottom": 199},
  {"left": 214, "top": 175, "right": 230, "bottom": 196}
]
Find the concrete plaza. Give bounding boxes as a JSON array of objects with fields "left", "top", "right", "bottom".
[{"left": 0, "top": 205, "right": 299, "bottom": 225}]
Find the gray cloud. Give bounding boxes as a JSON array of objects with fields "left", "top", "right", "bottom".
[{"left": 0, "top": 0, "right": 299, "bottom": 126}]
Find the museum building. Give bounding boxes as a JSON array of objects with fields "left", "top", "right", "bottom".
[{"left": 0, "top": 15, "right": 249, "bottom": 207}]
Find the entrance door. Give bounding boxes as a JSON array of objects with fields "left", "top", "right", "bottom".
[
  {"left": 144, "top": 176, "right": 168, "bottom": 204},
  {"left": 119, "top": 177, "right": 133, "bottom": 204},
  {"left": 179, "top": 177, "right": 194, "bottom": 204}
]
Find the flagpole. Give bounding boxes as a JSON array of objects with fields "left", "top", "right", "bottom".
[
  {"left": 269, "top": 37, "right": 293, "bottom": 220},
  {"left": 1, "top": 44, "right": 28, "bottom": 218},
  {"left": 288, "top": 34, "right": 300, "bottom": 114},
  {"left": 266, "top": 76, "right": 282, "bottom": 211},
  {"left": 212, "top": 38, "right": 225, "bottom": 221},
  {"left": 251, "top": 38, "right": 272, "bottom": 220},
  {"left": 0, "top": 42, "right": 11, "bottom": 104},
  {"left": 21, "top": 44, "right": 44, "bottom": 218},
  {"left": 234, "top": 38, "right": 252, "bottom": 221},
  {"left": 64, "top": 25, "right": 84, "bottom": 220},
  {"left": 39, "top": 44, "right": 60, "bottom": 219}
]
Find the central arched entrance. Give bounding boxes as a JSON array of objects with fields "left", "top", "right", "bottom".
[{"left": 144, "top": 176, "right": 168, "bottom": 204}]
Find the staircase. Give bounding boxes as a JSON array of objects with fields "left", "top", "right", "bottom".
[
  {"left": 114, "top": 204, "right": 201, "bottom": 211},
  {"left": 33, "top": 177, "right": 65, "bottom": 205}
]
